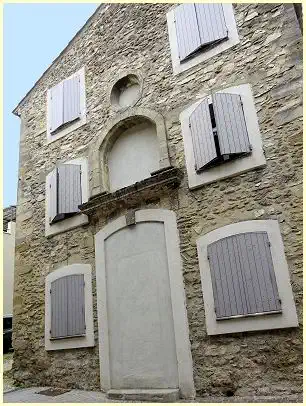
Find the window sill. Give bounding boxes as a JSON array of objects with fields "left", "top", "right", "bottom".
[
  {"left": 79, "top": 166, "right": 183, "bottom": 217},
  {"left": 45, "top": 213, "right": 89, "bottom": 238},
  {"left": 46, "top": 117, "right": 87, "bottom": 145}
]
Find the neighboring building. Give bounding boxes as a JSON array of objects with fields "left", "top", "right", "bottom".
[
  {"left": 12, "top": 3, "right": 302, "bottom": 400},
  {"left": 3, "top": 205, "right": 16, "bottom": 317},
  {"left": 3, "top": 206, "right": 16, "bottom": 352}
]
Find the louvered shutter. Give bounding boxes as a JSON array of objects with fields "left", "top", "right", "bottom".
[
  {"left": 207, "top": 232, "right": 282, "bottom": 320},
  {"left": 51, "top": 276, "right": 68, "bottom": 338},
  {"left": 49, "top": 82, "right": 64, "bottom": 133},
  {"left": 195, "top": 4, "right": 228, "bottom": 47},
  {"left": 49, "top": 168, "right": 58, "bottom": 224},
  {"left": 189, "top": 97, "right": 217, "bottom": 171},
  {"left": 57, "top": 164, "right": 82, "bottom": 215},
  {"left": 67, "top": 274, "right": 85, "bottom": 336},
  {"left": 63, "top": 75, "right": 81, "bottom": 124},
  {"left": 175, "top": 4, "right": 201, "bottom": 61},
  {"left": 51, "top": 274, "right": 85, "bottom": 339},
  {"left": 212, "top": 93, "right": 251, "bottom": 156}
]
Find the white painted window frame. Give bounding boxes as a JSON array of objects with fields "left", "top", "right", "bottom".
[
  {"left": 45, "top": 157, "right": 89, "bottom": 237},
  {"left": 46, "top": 67, "right": 86, "bottom": 144},
  {"left": 95, "top": 209, "right": 195, "bottom": 399},
  {"left": 180, "top": 83, "right": 266, "bottom": 190},
  {"left": 167, "top": 4, "right": 240, "bottom": 75},
  {"left": 197, "top": 220, "right": 299, "bottom": 336},
  {"left": 45, "top": 264, "right": 94, "bottom": 351}
]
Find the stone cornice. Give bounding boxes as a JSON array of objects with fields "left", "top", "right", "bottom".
[{"left": 79, "top": 166, "right": 182, "bottom": 216}]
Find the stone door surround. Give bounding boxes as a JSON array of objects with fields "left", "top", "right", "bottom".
[{"left": 94, "top": 209, "right": 195, "bottom": 399}]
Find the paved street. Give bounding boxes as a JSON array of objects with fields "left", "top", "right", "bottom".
[
  {"left": 3, "top": 387, "right": 303, "bottom": 403},
  {"left": 4, "top": 387, "right": 116, "bottom": 403}
]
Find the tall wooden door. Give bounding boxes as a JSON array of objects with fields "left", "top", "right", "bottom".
[{"left": 104, "top": 221, "right": 179, "bottom": 389}]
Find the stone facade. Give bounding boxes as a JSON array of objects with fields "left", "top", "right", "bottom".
[{"left": 12, "top": 3, "right": 302, "bottom": 398}]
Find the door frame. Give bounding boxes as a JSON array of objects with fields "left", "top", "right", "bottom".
[{"left": 95, "top": 209, "right": 195, "bottom": 399}]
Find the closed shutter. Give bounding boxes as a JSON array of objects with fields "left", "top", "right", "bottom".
[
  {"left": 175, "top": 4, "right": 201, "bottom": 61},
  {"left": 51, "top": 274, "right": 85, "bottom": 339},
  {"left": 195, "top": 4, "right": 228, "bottom": 47},
  {"left": 49, "top": 82, "right": 64, "bottom": 133},
  {"left": 212, "top": 92, "right": 251, "bottom": 156},
  {"left": 207, "top": 232, "right": 282, "bottom": 320},
  {"left": 49, "top": 168, "right": 58, "bottom": 224},
  {"left": 189, "top": 97, "right": 217, "bottom": 171},
  {"left": 63, "top": 75, "right": 81, "bottom": 124},
  {"left": 57, "top": 164, "right": 82, "bottom": 215},
  {"left": 51, "top": 276, "right": 68, "bottom": 338}
]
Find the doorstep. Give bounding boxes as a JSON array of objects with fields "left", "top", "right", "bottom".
[{"left": 107, "top": 388, "right": 180, "bottom": 402}]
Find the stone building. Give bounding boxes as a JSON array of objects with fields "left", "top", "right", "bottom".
[
  {"left": 12, "top": 3, "right": 302, "bottom": 400},
  {"left": 3, "top": 205, "right": 16, "bottom": 317}
]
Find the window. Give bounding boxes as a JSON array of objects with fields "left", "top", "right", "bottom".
[
  {"left": 47, "top": 67, "right": 86, "bottom": 143},
  {"left": 45, "top": 157, "right": 89, "bottom": 237},
  {"left": 167, "top": 4, "right": 239, "bottom": 75},
  {"left": 197, "top": 220, "right": 298, "bottom": 335},
  {"left": 180, "top": 84, "right": 266, "bottom": 189},
  {"left": 51, "top": 274, "right": 85, "bottom": 339},
  {"left": 49, "top": 163, "right": 82, "bottom": 224},
  {"left": 45, "top": 264, "right": 94, "bottom": 350},
  {"left": 190, "top": 93, "right": 251, "bottom": 172}
]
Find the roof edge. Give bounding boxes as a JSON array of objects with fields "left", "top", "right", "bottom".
[{"left": 12, "top": 3, "right": 105, "bottom": 116}]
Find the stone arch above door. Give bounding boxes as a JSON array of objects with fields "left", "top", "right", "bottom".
[
  {"left": 89, "top": 108, "right": 171, "bottom": 196},
  {"left": 94, "top": 209, "right": 195, "bottom": 399}
]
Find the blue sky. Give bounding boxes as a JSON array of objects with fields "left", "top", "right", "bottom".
[{"left": 4, "top": 3, "right": 98, "bottom": 207}]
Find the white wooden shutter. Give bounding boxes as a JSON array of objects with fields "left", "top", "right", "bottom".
[
  {"left": 49, "top": 82, "right": 64, "bottom": 133},
  {"left": 63, "top": 75, "right": 81, "bottom": 124},
  {"left": 208, "top": 232, "right": 282, "bottom": 320},
  {"left": 175, "top": 3, "right": 228, "bottom": 62},
  {"left": 51, "top": 274, "right": 85, "bottom": 339},
  {"left": 67, "top": 274, "right": 85, "bottom": 336},
  {"left": 195, "top": 4, "right": 228, "bottom": 47},
  {"left": 49, "top": 168, "right": 58, "bottom": 224},
  {"left": 175, "top": 4, "right": 201, "bottom": 61},
  {"left": 51, "top": 276, "right": 68, "bottom": 338},
  {"left": 212, "top": 92, "right": 251, "bottom": 156},
  {"left": 57, "top": 164, "right": 82, "bottom": 215},
  {"left": 189, "top": 97, "right": 217, "bottom": 171}
]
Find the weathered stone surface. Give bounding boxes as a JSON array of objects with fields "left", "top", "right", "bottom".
[{"left": 12, "top": 2, "right": 302, "bottom": 398}]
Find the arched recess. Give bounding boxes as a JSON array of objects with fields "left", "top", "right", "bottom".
[
  {"left": 95, "top": 209, "right": 195, "bottom": 399},
  {"left": 89, "top": 108, "right": 171, "bottom": 196}
]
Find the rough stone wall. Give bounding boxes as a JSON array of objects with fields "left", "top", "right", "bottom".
[{"left": 13, "top": 3, "right": 302, "bottom": 397}]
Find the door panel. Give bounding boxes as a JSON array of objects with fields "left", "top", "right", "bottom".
[{"left": 105, "top": 221, "right": 178, "bottom": 389}]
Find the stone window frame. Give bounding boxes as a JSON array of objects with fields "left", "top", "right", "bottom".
[
  {"left": 45, "top": 157, "right": 89, "bottom": 238},
  {"left": 89, "top": 107, "right": 171, "bottom": 197},
  {"left": 197, "top": 220, "right": 299, "bottom": 336},
  {"left": 46, "top": 66, "right": 87, "bottom": 144},
  {"left": 166, "top": 4, "right": 240, "bottom": 76},
  {"left": 94, "top": 209, "right": 195, "bottom": 399},
  {"left": 179, "top": 83, "right": 266, "bottom": 190},
  {"left": 45, "top": 264, "right": 95, "bottom": 351}
]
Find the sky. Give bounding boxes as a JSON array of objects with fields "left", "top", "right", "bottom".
[{"left": 4, "top": 3, "right": 98, "bottom": 207}]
